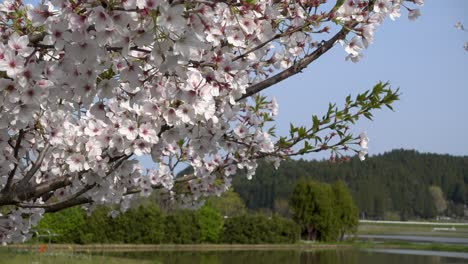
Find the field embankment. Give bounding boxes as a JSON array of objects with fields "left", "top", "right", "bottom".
[{"left": 358, "top": 220, "right": 468, "bottom": 238}]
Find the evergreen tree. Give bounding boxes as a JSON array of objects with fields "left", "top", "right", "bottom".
[
  {"left": 290, "top": 180, "right": 337, "bottom": 241},
  {"left": 332, "top": 181, "right": 359, "bottom": 240}
]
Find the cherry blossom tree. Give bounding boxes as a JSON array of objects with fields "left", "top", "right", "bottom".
[{"left": 0, "top": 0, "right": 423, "bottom": 244}]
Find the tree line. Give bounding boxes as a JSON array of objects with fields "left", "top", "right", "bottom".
[
  {"left": 36, "top": 180, "right": 359, "bottom": 244},
  {"left": 233, "top": 149, "right": 468, "bottom": 220},
  {"left": 36, "top": 195, "right": 299, "bottom": 244}
]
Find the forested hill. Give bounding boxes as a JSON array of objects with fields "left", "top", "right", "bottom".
[{"left": 232, "top": 149, "right": 468, "bottom": 220}]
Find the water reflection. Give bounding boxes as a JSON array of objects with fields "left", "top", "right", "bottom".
[{"left": 110, "top": 250, "right": 467, "bottom": 264}]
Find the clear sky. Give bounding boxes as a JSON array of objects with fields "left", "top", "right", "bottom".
[
  {"left": 266, "top": 1, "right": 468, "bottom": 159},
  {"left": 24, "top": 0, "right": 468, "bottom": 160}
]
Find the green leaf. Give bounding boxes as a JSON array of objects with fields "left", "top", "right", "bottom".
[
  {"left": 298, "top": 127, "right": 307, "bottom": 138},
  {"left": 312, "top": 115, "right": 320, "bottom": 132},
  {"left": 177, "top": 139, "right": 185, "bottom": 147}
]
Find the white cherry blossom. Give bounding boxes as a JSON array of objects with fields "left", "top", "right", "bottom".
[
  {"left": 67, "top": 154, "right": 89, "bottom": 172},
  {"left": 119, "top": 120, "right": 139, "bottom": 141},
  {"left": 408, "top": 9, "right": 421, "bottom": 21},
  {"left": 0, "top": 51, "right": 24, "bottom": 77}
]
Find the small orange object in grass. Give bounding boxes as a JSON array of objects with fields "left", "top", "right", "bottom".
[{"left": 38, "top": 244, "right": 47, "bottom": 253}]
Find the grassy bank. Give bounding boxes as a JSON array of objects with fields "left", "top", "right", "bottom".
[
  {"left": 5, "top": 241, "right": 467, "bottom": 253},
  {"left": 358, "top": 221, "right": 468, "bottom": 237},
  {"left": 354, "top": 241, "right": 468, "bottom": 253},
  {"left": 6, "top": 243, "right": 353, "bottom": 253}
]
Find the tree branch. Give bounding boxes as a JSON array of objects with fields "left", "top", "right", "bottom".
[
  {"left": 3, "top": 130, "right": 25, "bottom": 193},
  {"left": 238, "top": 25, "right": 353, "bottom": 101},
  {"left": 29, "top": 32, "right": 47, "bottom": 44},
  {"left": 22, "top": 175, "right": 73, "bottom": 201},
  {"left": 17, "top": 143, "right": 51, "bottom": 188},
  {"left": 44, "top": 197, "right": 92, "bottom": 213},
  {"left": 18, "top": 182, "right": 96, "bottom": 211},
  {"left": 16, "top": 154, "right": 131, "bottom": 210},
  {"left": 19, "top": 173, "right": 199, "bottom": 211},
  {"left": 233, "top": 19, "right": 324, "bottom": 62}
]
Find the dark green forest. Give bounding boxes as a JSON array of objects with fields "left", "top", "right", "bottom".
[{"left": 232, "top": 149, "right": 468, "bottom": 220}]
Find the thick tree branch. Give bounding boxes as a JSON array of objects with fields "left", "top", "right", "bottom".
[
  {"left": 44, "top": 197, "right": 92, "bottom": 213},
  {"left": 16, "top": 154, "right": 131, "bottom": 210},
  {"left": 19, "top": 173, "right": 199, "bottom": 212},
  {"left": 238, "top": 26, "right": 353, "bottom": 101},
  {"left": 25, "top": 175, "right": 73, "bottom": 201},
  {"left": 18, "top": 183, "right": 96, "bottom": 211}
]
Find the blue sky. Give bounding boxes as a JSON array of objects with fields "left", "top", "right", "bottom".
[
  {"left": 24, "top": 0, "right": 467, "bottom": 159},
  {"left": 267, "top": 1, "right": 468, "bottom": 158}
]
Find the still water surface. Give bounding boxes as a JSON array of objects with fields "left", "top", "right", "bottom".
[
  {"left": 1, "top": 248, "right": 467, "bottom": 264},
  {"left": 108, "top": 250, "right": 468, "bottom": 264}
]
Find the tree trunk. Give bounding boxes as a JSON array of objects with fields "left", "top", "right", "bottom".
[{"left": 306, "top": 226, "right": 317, "bottom": 241}]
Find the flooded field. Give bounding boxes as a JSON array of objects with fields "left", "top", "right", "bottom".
[{"left": 1, "top": 248, "right": 467, "bottom": 264}]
